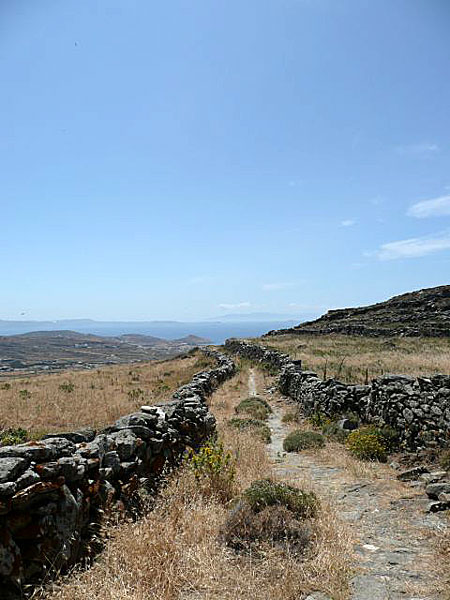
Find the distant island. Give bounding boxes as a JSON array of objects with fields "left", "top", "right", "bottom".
[{"left": 0, "top": 316, "right": 303, "bottom": 345}]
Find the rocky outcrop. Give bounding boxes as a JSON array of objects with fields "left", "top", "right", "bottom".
[
  {"left": 0, "top": 350, "right": 235, "bottom": 599},
  {"left": 265, "top": 285, "right": 450, "bottom": 338},
  {"left": 225, "top": 339, "right": 450, "bottom": 451}
]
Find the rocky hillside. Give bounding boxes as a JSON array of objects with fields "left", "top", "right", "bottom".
[{"left": 266, "top": 285, "right": 450, "bottom": 337}]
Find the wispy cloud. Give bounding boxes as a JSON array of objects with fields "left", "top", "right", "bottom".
[
  {"left": 395, "top": 142, "right": 439, "bottom": 157},
  {"left": 340, "top": 219, "right": 356, "bottom": 227},
  {"left": 262, "top": 282, "right": 297, "bottom": 291},
  {"left": 375, "top": 231, "right": 450, "bottom": 260},
  {"left": 218, "top": 301, "right": 251, "bottom": 311},
  {"left": 407, "top": 194, "right": 450, "bottom": 218}
]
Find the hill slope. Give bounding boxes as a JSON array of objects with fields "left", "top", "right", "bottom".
[
  {"left": 265, "top": 285, "right": 450, "bottom": 337},
  {"left": 0, "top": 330, "right": 211, "bottom": 374}
]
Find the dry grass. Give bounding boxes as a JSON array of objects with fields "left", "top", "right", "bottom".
[
  {"left": 259, "top": 333, "right": 450, "bottom": 383},
  {"left": 40, "top": 361, "right": 354, "bottom": 600},
  {"left": 0, "top": 353, "right": 215, "bottom": 437},
  {"left": 434, "top": 520, "right": 450, "bottom": 600}
]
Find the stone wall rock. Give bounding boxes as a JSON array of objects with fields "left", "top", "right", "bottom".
[{"left": 0, "top": 349, "right": 235, "bottom": 599}]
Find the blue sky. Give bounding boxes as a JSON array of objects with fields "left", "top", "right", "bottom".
[{"left": 1, "top": 0, "right": 449, "bottom": 321}]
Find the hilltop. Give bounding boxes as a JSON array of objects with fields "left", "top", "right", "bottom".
[{"left": 265, "top": 285, "right": 450, "bottom": 338}]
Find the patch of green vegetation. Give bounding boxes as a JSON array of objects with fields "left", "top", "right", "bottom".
[
  {"left": 228, "top": 417, "right": 271, "bottom": 443},
  {"left": 283, "top": 430, "right": 326, "bottom": 452},
  {"left": 18, "top": 389, "right": 31, "bottom": 399},
  {"left": 308, "top": 411, "right": 329, "bottom": 428},
  {"left": 0, "top": 383, "right": 11, "bottom": 390},
  {"left": 345, "top": 426, "right": 390, "bottom": 461},
  {"left": 242, "top": 478, "right": 318, "bottom": 519},
  {"left": 188, "top": 438, "right": 236, "bottom": 502},
  {"left": 235, "top": 397, "right": 271, "bottom": 420},
  {"left": 321, "top": 421, "right": 349, "bottom": 443},
  {"left": 0, "top": 427, "right": 28, "bottom": 446}
]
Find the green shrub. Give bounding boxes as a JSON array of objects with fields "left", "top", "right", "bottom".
[
  {"left": 18, "top": 389, "right": 31, "bottom": 399},
  {"left": 235, "top": 397, "right": 271, "bottom": 421},
  {"left": 308, "top": 411, "right": 329, "bottom": 427},
  {"left": 321, "top": 421, "right": 349, "bottom": 443},
  {"left": 260, "top": 363, "right": 279, "bottom": 376},
  {"left": 188, "top": 439, "right": 236, "bottom": 501},
  {"left": 376, "top": 425, "right": 400, "bottom": 452},
  {"left": 346, "top": 427, "right": 387, "bottom": 461},
  {"left": 243, "top": 479, "right": 318, "bottom": 519},
  {"left": 283, "top": 430, "right": 325, "bottom": 453},
  {"left": 0, "top": 427, "right": 28, "bottom": 446},
  {"left": 228, "top": 417, "right": 271, "bottom": 443},
  {"left": 0, "top": 383, "right": 11, "bottom": 390}
]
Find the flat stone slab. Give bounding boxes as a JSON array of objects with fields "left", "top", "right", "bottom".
[{"left": 350, "top": 575, "right": 389, "bottom": 599}]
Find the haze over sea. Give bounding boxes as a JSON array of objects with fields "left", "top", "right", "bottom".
[{"left": 0, "top": 320, "right": 299, "bottom": 345}]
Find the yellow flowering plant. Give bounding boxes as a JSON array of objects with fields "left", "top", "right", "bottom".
[{"left": 187, "top": 439, "right": 236, "bottom": 502}]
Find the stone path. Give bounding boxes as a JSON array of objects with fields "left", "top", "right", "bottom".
[
  {"left": 249, "top": 372, "right": 448, "bottom": 600},
  {"left": 248, "top": 369, "right": 257, "bottom": 397}
]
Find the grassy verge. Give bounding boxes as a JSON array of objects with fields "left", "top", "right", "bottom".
[
  {"left": 41, "top": 361, "right": 353, "bottom": 600},
  {"left": 0, "top": 352, "right": 215, "bottom": 438}
]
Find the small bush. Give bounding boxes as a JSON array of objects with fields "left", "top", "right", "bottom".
[
  {"left": 0, "top": 427, "right": 28, "bottom": 446},
  {"left": 260, "top": 363, "right": 279, "bottom": 376},
  {"left": 346, "top": 427, "right": 387, "bottom": 462},
  {"left": 18, "top": 389, "right": 31, "bottom": 399},
  {"left": 376, "top": 425, "right": 400, "bottom": 452},
  {"left": 235, "top": 397, "right": 271, "bottom": 421},
  {"left": 188, "top": 439, "right": 236, "bottom": 501},
  {"left": 228, "top": 417, "right": 271, "bottom": 443},
  {"left": 283, "top": 430, "right": 325, "bottom": 453},
  {"left": 0, "top": 383, "right": 11, "bottom": 391},
  {"left": 243, "top": 479, "right": 318, "bottom": 519},
  {"left": 222, "top": 502, "right": 311, "bottom": 554},
  {"left": 322, "top": 421, "right": 349, "bottom": 443},
  {"left": 308, "top": 411, "right": 329, "bottom": 427}
]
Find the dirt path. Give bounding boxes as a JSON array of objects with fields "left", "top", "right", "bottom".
[{"left": 248, "top": 371, "right": 448, "bottom": 600}]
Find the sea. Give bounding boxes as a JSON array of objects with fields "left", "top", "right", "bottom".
[{"left": 0, "top": 320, "right": 298, "bottom": 345}]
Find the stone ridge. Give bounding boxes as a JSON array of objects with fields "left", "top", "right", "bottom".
[
  {"left": 265, "top": 284, "right": 450, "bottom": 337},
  {"left": 224, "top": 339, "right": 450, "bottom": 451},
  {"left": 0, "top": 349, "right": 235, "bottom": 599}
]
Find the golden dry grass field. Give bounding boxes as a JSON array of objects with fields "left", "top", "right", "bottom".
[
  {"left": 42, "top": 361, "right": 354, "bottom": 600},
  {"left": 258, "top": 333, "right": 450, "bottom": 383},
  {"left": 0, "top": 351, "right": 215, "bottom": 438}
]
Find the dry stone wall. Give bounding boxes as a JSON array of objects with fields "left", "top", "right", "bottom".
[
  {"left": 225, "top": 339, "right": 450, "bottom": 451},
  {"left": 0, "top": 350, "right": 235, "bottom": 599}
]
